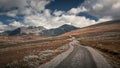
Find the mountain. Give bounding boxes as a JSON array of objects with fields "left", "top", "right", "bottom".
[
  {"left": 1, "top": 24, "right": 79, "bottom": 36},
  {"left": 3, "top": 26, "right": 46, "bottom": 36},
  {"left": 41, "top": 24, "right": 79, "bottom": 36}
]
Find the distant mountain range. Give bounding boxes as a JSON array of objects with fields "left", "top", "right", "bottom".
[
  {"left": 0, "top": 24, "right": 79, "bottom": 36},
  {"left": 41, "top": 24, "right": 79, "bottom": 36}
]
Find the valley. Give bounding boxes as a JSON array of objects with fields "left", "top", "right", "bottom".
[{"left": 0, "top": 20, "right": 120, "bottom": 68}]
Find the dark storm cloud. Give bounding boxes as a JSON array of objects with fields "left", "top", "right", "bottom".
[{"left": 0, "top": 0, "right": 27, "bottom": 10}]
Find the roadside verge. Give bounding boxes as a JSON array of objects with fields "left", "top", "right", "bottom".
[
  {"left": 39, "top": 43, "right": 74, "bottom": 68},
  {"left": 86, "top": 46, "right": 112, "bottom": 68}
]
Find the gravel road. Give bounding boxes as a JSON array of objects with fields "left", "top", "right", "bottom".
[{"left": 39, "top": 39, "right": 112, "bottom": 68}]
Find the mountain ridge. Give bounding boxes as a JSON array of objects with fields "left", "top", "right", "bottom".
[{"left": 0, "top": 24, "right": 79, "bottom": 36}]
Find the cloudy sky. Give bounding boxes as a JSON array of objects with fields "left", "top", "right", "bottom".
[{"left": 0, "top": 0, "right": 120, "bottom": 31}]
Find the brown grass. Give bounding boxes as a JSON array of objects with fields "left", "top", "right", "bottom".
[
  {"left": 61, "top": 23, "right": 120, "bottom": 37},
  {"left": 79, "top": 37, "right": 120, "bottom": 68},
  {"left": 0, "top": 22, "right": 120, "bottom": 68},
  {"left": 60, "top": 22, "right": 120, "bottom": 68},
  {"left": 0, "top": 35, "right": 48, "bottom": 45},
  {"left": 0, "top": 38, "right": 70, "bottom": 68}
]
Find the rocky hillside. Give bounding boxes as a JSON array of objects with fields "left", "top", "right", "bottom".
[
  {"left": 3, "top": 26, "right": 46, "bottom": 36},
  {"left": 41, "top": 24, "right": 79, "bottom": 36}
]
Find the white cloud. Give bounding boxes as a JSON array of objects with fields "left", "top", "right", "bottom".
[
  {"left": 81, "top": 0, "right": 120, "bottom": 19},
  {"left": 112, "top": 2, "right": 120, "bottom": 9},
  {"left": 29, "top": 0, "right": 51, "bottom": 11},
  {"left": 59, "top": 15, "right": 96, "bottom": 27},
  {"left": 24, "top": 11, "right": 97, "bottom": 29},
  {"left": 15, "top": 0, "right": 99, "bottom": 29},
  {"left": 0, "top": 22, "right": 8, "bottom": 31},
  {"left": 43, "top": 9, "right": 51, "bottom": 17},
  {"left": 9, "top": 21, "right": 24, "bottom": 27},
  {"left": 0, "top": 0, "right": 52, "bottom": 15},
  {"left": 6, "top": 10, "right": 18, "bottom": 17},
  {"left": 21, "top": 0, "right": 96, "bottom": 29},
  {"left": 92, "top": 3, "right": 103, "bottom": 11},
  {"left": 53, "top": 10, "right": 64, "bottom": 16},
  {"left": 1, "top": 0, "right": 116, "bottom": 32},
  {"left": 97, "top": 16, "right": 113, "bottom": 23},
  {"left": 0, "top": 21, "right": 25, "bottom": 32},
  {"left": 68, "top": 7, "right": 88, "bottom": 15}
]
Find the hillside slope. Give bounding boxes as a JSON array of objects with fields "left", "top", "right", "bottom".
[
  {"left": 60, "top": 20, "right": 120, "bottom": 68},
  {"left": 61, "top": 20, "right": 120, "bottom": 37}
]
